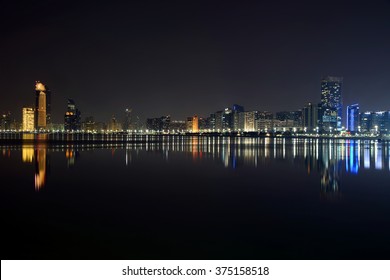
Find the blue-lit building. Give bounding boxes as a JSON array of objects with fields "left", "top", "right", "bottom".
[
  {"left": 320, "top": 76, "right": 343, "bottom": 131},
  {"left": 346, "top": 104, "right": 359, "bottom": 132}
]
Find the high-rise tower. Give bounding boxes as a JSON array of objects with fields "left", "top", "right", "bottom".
[
  {"left": 34, "top": 81, "right": 51, "bottom": 130},
  {"left": 320, "top": 76, "right": 343, "bottom": 131},
  {"left": 64, "top": 99, "right": 81, "bottom": 131},
  {"left": 346, "top": 104, "right": 359, "bottom": 133}
]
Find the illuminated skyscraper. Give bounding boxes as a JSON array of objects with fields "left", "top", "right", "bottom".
[
  {"left": 320, "top": 76, "right": 343, "bottom": 131},
  {"left": 192, "top": 115, "right": 199, "bottom": 132},
  {"left": 34, "top": 81, "right": 51, "bottom": 130},
  {"left": 244, "top": 111, "right": 257, "bottom": 132},
  {"left": 64, "top": 99, "right": 81, "bottom": 131},
  {"left": 232, "top": 104, "right": 244, "bottom": 131},
  {"left": 22, "top": 107, "right": 35, "bottom": 131},
  {"left": 346, "top": 104, "right": 359, "bottom": 132}
]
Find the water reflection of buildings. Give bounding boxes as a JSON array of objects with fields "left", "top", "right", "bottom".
[
  {"left": 65, "top": 146, "right": 79, "bottom": 167},
  {"left": 22, "top": 146, "right": 34, "bottom": 163},
  {"left": 20, "top": 144, "right": 49, "bottom": 191},
  {"left": 2, "top": 137, "right": 389, "bottom": 194},
  {"left": 34, "top": 147, "right": 47, "bottom": 191},
  {"left": 124, "top": 137, "right": 389, "bottom": 198}
]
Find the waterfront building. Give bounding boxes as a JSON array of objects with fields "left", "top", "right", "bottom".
[
  {"left": 275, "top": 110, "right": 302, "bottom": 127},
  {"left": 64, "top": 99, "right": 81, "bottom": 131},
  {"left": 222, "top": 108, "right": 233, "bottom": 131},
  {"left": 233, "top": 104, "right": 244, "bottom": 131},
  {"left": 320, "top": 76, "right": 343, "bottom": 131},
  {"left": 206, "top": 113, "right": 216, "bottom": 131},
  {"left": 372, "top": 111, "right": 390, "bottom": 134},
  {"left": 0, "top": 112, "right": 12, "bottom": 130},
  {"left": 234, "top": 111, "right": 245, "bottom": 131},
  {"left": 186, "top": 117, "right": 193, "bottom": 132},
  {"left": 359, "top": 111, "right": 373, "bottom": 133},
  {"left": 169, "top": 120, "right": 186, "bottom": 132},
  {"left": 22, "top": 107, "right": 35, "bottom": 131},
  {"left": 256, "top": 112, "right": 274, "bottom": 132},
  {"left": 192, "top": 115, "right": 199, "bottom": 133},
  {"left": 123, "top": 108, "right": 132, "bottom": 131},
  {"left": 161, "top": 115, "right": 170, "bottom": 131},
  {"left": 359, "top": 111, "right": 390, "bottom": 134},
  {"left": 346, "top": 104, "right": 359, "bottom": 133},
  {"left": 82, "top": 116, "right": 96, "bottom": 131},
  {"left": 303, "top": 102, "right": 319, "bottom": 132},
  {"left": 146, "top": 115, "right": 170, "bottom": 132},
  {"left": 198, "top": 117, "right": 207, "bottom": 131},
  {"left": 109, "top": 115, "right": 122, "bottom": 131},
  {"left": 244, "top": 111, "right": 258, "bottom": 132},
  {"left": 215, "top": 111, "right": 223, "bottom": 131},
  {"left": 273, "top": 119, "right": 295, "bottom": 131},
  {"left": 214, "top": 108, "right": 234, "bottom": 131},
  {"left": 34, "top": 81, "right": 51, "bottom": 130}
]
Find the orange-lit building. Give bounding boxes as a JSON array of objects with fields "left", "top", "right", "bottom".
[
  {"left": 22, "top": 107, "right": 35, "bottom": 131},
  {"left": 35, "top": 81, "right": 51, "bottom": 130},
  {"left": 192, "top": 115, "right": 199, "bottom": 133}
]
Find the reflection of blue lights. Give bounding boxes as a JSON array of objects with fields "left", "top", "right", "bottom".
[
  {"left": 349, "top": 143, "right": 358, "bottom": 174},
  {"left": 364, "top": 148, "right": 370, "bottom": 169},
  {"left": 375, "top": 144, "right": 382, "bottom": 170}
]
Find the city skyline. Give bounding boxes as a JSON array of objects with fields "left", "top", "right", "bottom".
[
  {"left": 1, "top": 76, "right": 390, "bottom": 128},
  {"left": 1, "top": 0, "right": 389, "bottom": 122}
]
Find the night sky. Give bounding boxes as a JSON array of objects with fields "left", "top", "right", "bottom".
[{"left": 1, "top": 0, "right": 389, "bottom": 123}]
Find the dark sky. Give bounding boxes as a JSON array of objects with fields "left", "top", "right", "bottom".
[{"left": 1, "top": 0, "right": 389, "bottom": 123}]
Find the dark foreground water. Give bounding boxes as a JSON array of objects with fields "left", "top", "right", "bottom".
[{"left": 1, "top": 136, "right": 390, "bottom": 259}]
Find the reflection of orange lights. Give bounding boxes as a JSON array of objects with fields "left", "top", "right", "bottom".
[
  {"left": 65, "top": 149, "right": 74, "bottom": 159},
  {"left": 22, "top": 147, "right": 34, "bottom": 163},
  {"left": 192, "top": 137, "right": 198, "bottom": 160},
  {"left": 35, "top": 173, "right": 45, "bottom": 191},
  {"left": 34, "top": 148, "right": 46, "bottom": 191}
]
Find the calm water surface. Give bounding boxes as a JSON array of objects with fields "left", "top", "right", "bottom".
[{"left": 1, "top": 136, "right": 390, "bottom": 259}]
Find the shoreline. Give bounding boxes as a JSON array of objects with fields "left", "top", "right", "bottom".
[{"left": 0, "top": 132, "right": 388, "bottom": 145}]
